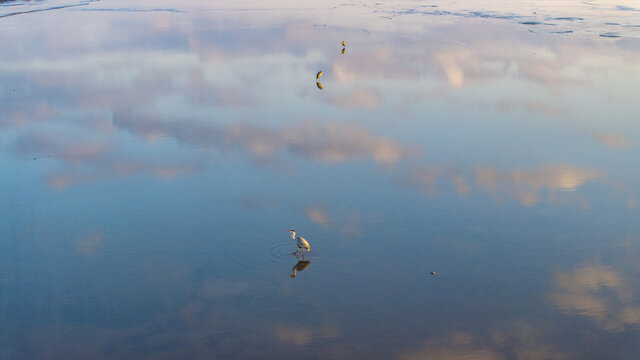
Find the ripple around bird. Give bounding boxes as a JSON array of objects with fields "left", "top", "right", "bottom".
[
  {"left": 227, "top": 241, "right": 311, "bottom": 271},
  {"left": 267, "top": 241, "right": 300, "bottom": 263}
]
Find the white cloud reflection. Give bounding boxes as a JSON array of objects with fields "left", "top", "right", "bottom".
[
  {"left": 114, "top": 113, "right": 418, "bottom": 167},
  {"left": 76, "top": 233, "right": 104, "bottom": 255},
  {"left": 275, "top": 324, "right": 339, "bottom": 346},
  {"left": 398, "top": 324, "right": 569, "bottom": 360},
  {"left": 399, "top": 332, "right": 504, "bottom": 360},
  {"left": 12, "top": 130, "right": 203, "bottom": 188},
  {"left": 403, "top": 164, "right": 605, "bottom": 206},
  {"left": 305, "top": 204, "right": 363, "bottom": 238},
  {"left": 327, "top": 89, "right": 381, "bottom": 109},
  {"left": 0, "top": 1, "right": 638, "bottom": 359},
  {"left": 0, "top": 0, "right": 636, "bottom": 208},
  {"left": 549, "top": 265, "right": 640, "bottom": 331},
  {"left": 593, "top": 133, "right": 629, "bottom": 148}
]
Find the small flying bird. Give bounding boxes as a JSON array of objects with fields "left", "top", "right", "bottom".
[
  {"left": 341, "top": 40, "right": 346, "bottom": 47},
  {"left": 316, "top": 71, "right": 323, "bottom": 79},
  {"left": 288, "top": 229, "right": 311, "bottom": 257},
  {"left": 316, "top": 82, "right": 323, "bottom": 90}
]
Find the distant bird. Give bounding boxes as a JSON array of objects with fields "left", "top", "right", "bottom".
[
  {"left": 290, "top": 260, "right": 311, "bottom": 278},
  {"left": 341, "top": 48, "right": 345, "bottom": 55},
  {"left": 316, "top": 71, "right": 323, "bottom": 79},
  {"left": 288, "top": 229, "right": 311, "bottom": 256},
  {"left": 316, "top": 82, "right": 323, "bottom": 90},
  {"left": 341, "top": 40, "right": 346, "bottom": 47}
]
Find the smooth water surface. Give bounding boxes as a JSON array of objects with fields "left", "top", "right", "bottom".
[{"left": 1, "top": 0, "right": 640, "bottom": 358}]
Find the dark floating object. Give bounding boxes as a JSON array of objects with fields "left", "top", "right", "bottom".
[
  {"left": 31, "top": 154, "right": 51, "bottom": 161},
  {"left": 316, "top": 82, "right": 323, "bottom": 90},
  {"left": 616, "top": 5, "right": 637, "bottom": 11},
  {"left": 554, "top": 17, "right": 583, "bottom": 21},
  {"left": 430, "top": 271, "right": 436, "bottom": 275}
]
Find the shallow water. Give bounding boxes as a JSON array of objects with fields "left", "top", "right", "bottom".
[{"left": 1, "top": 0, "right": 639, "bottom": 359}]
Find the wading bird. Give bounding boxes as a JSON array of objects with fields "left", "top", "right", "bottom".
[{"left": 288, "top": 229, "right": 311, "bottom": 257}]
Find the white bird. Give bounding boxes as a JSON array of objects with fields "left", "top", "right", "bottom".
[{"left": 288, "top": 229, "right": 311, "bottom": 257}]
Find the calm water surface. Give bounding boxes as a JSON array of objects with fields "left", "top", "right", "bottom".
[{"left": 1, "top": 0, "right": 640, "bottom": 358}]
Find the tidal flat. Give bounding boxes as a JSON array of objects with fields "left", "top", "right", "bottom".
[{"left": 1, "top": 0, "right": 639, "bottom": 359}]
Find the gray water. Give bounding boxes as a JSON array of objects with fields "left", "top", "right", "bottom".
[{"left": 1, "top": 0, "right": 640, "bottom": 359}]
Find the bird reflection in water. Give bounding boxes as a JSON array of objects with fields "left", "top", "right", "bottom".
[{"left": 290, "top": 260, "right": 311, "bottom": 278}]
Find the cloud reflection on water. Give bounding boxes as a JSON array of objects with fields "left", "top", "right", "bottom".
[
  {"left": 398, "top": 325, "right": 570, "bottom": 360},
  {"left": 475, "top": 165, "right": 603, "bottom": 205},
  {"left": 114, "top": 113, "right": 418, "bottom": 166},
  {"left": 0, "top": 1, "right": 639, "bottom": 359},
  {"left": 399, "top": 332, "right": 504, "bottom": 360},
  {"left": 550, "top": 265, "right": 640, "bottom": 332},
  {"left": 76, "top": 232, "right": 104, "bottom": 255},
  {"left": 305, "top": 204, "right": 362, "bottom": 238},
  {"left": 275, "top": 324, "right": 339, "bottom": 346},
  {"left": 11, "top": 129, "right": 204, "bottom": 188},
  {"left": 402, "top": 164, "right": 605, "bottom": 206},
  {"left": 593, "top": 133, "right": 630, "bottom": 149}
]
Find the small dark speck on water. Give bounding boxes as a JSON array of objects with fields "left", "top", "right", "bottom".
[
  {"left": 600, "top": 32, "right": 621, "bottom": 38},
  {"left": 520, "top": 21, "right": 541, "bottom": 25}
]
